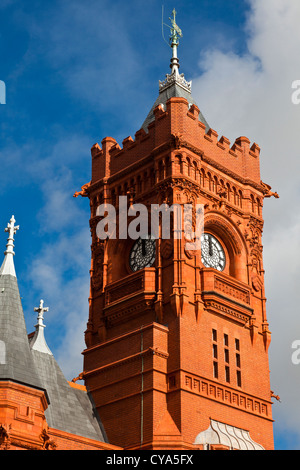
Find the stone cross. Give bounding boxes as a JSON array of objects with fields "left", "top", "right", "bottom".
[
  {"left": 31, "top": 300, "right": 52, "bottom": 355},
  {"left": 4, "top": 215, "right": 19, "bottom": 255},
  {"left": 0, "top": 215, "right": 20, "bottom": 277},
  {"left": 34, "top": 299, "right": 49, "bottom": 327}
]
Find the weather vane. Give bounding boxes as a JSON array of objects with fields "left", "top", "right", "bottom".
[
  {"left": 162, "top": 7, "right": 183, "bottom": 48},
  {"left": 162, "top": 7, "right": 183, "bottom": 77}
]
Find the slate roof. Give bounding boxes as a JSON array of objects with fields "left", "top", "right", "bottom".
[
  {"left": 141, "top": 79, "right": 210, "bottom": 133},
  {"left": 30, "top": 349, "right": 108, "bottom": 442},
  {"left": 0, "top": 274, "right": 44, "bottom": 392},
  {"left": 0, "top": 228, "right": 108, "bottom": 444}
]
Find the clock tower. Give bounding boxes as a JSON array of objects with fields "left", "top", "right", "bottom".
[{"left": 76, "top": 11, "right": 276, "bottom": 450}]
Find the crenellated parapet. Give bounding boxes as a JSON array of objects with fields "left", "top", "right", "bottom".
[{"left": 90, "top": 96, "right": 267, "bottom": 195}]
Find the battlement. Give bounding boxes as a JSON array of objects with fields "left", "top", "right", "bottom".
[{"left": 91, "top": 96, "right": 261, "bottom": 187}]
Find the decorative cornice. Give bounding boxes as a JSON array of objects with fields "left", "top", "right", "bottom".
[
  {"left": 169, "top": 370, "right": 272, "bottom": 421},
  {"left": 104, "top": 297, "right": 155, "bottom": 327},
  {"left": 202, "top": 289, "right": 253, "bottom": 324},
  {"left": 159, "top": 72, "right": 192, "bottom": 94}
]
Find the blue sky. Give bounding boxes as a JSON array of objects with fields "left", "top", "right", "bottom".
[{"left": 1, "top": 0, "right": 300, "bottom": 450}]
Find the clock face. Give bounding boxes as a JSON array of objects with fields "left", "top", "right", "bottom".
[
  {"left": 201, "top": 233, "right": 225, "bottom": 271},
  {"left": 129, "top": 235, "right": 156, "bottom": 272}
]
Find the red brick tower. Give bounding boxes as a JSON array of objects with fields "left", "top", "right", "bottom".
[{"left": 79, "top": 12, "right": 276, "bottom": 450}]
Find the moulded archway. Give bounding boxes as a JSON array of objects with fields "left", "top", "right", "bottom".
[{"left": 203, "top": 212, "right": 248, "bottom": 283}]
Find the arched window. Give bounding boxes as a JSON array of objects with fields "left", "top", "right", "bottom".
[
  {"left": 150, "top": 169, "right": 155, "bottom": 186},
  {"left": 175, "top": 154, "right": 183, "bottom": 173},
  {"left": 251, "top": 194, "right": 255, "bottom": 213},
  {"left": 232, "top": 187, "right": 237, "bottom": 205},
  {"left": 238, "top": 190, "right": 243, "bottom": 208},
  {"left": 208, "top": 173, "right": 213, "bottom": 191},
  {"left": 158, "top": 160, "right": 164, "bottom": 180},
  {"left": 137, "top": 175, "right": 142, "bottom": 193},
  {"left": 192, "top": 161, "right": 198, "bottom": 180},
  {"left": 226, "top": 183, "right": 231, "bottom": 202},
  {"left": 165, "top": 156, "right": 171, "bottom": 177},
  {"left": 256, "top": 198, "right": 261, "bottom": 216},
  {"left": 200, "top": 169, "right": 205, "bottom": 187},
  {"left": 186, "top": 157, "right": 191, "bottom": 177},
  {"left": 143, "top": 173, "right": 148, "bottom": 191},
  {"left": 214, "top": 176, "right": 218, "bottom": 193},
  {"left": 92, "top": 196, "right": 98, "bottom": 217},
  {"left": 111, "top": 188, "right": 116, "bottom": 206}
]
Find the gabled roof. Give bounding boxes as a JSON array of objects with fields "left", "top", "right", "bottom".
[
  {"left": 0, "top": 273, "right": 44, "bottom": 392},
  {"left": 30, "top": 349, "right": 108, "bottom": 442},
  {"left": 0, "top": 215, "right": 108, "bottom": 444},
  {"left": 0, "top": 216, "right": 43, "bottom": 391}
]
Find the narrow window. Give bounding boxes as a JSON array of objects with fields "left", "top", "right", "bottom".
[
  {"left": 212, "top": 329, "right": 218, "bottom": 379},
  {"left": 225, "top": 365, "right": 230, "bottom": 383},
  {"left": 224, "top": 348, "right": 229, "bottom": 363},
  {"left": 213, "top": 361, "right": 218, "bottom": 379},
  {"left": 235, "top": 338, "right": 241, "bottom": 387},
  {"left": 169, "top": 376, "right": 176, "bottom": 388},
  {"left": 237, "top": 370, "right": 242, "bottom": 387}
]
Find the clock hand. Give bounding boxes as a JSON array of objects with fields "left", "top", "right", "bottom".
[
  {"left": 141, "top": 238, "right": 146, "bottom": 256},
  {"left": 209, "top": 237, "right": 213, "bottom": 257}
]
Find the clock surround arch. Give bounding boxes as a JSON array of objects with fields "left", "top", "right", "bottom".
[{"left": 203, "top": 211, "right": 248, "bottom": 283}]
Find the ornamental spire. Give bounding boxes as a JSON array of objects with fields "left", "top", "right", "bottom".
[
  {"left": 160, "top": 8, "right": 191, "bottom": 93},
  {"left": 169, "top": 8, "right": 182, "bottom": 77},
  {"left": 0, "top": 215, "right": 19, "bottom": 277},
  {"left": 30, "top": 299, "right": 52, "bottom": 355}
]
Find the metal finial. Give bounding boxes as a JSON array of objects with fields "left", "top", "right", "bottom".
[
  {"left": 0, "top": 215, "right": 20, "bottom": 277},
  {"left": 31, "top": 299, "right": 52, "bottom": 355},
  {"left": 160, "top": 9, "right": 191, "bottom": 93},
  {"left": 162, "top": 8, "right": 183, "bottom": 77},
  {"left": 169, "top": 8, "right": 183, "bottom": 46},
  {"left": 4, "top": 216, "right": 19, "bottom": 255},
  {"left": 34, "top": 299, "right": 49, "bottom": 327}
]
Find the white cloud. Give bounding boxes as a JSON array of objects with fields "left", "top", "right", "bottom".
[
  {"left": 192, "top": 0, "right": 300, "bottom": 449},
  {"left": 0, "top": 130, "right": 92, "bottom": 379},
  {"left": 27, "top": 226, "right": 91, "bottom": 379},
  {"left": 37, "top": 173, "right": 85, "bottom": 233}
]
